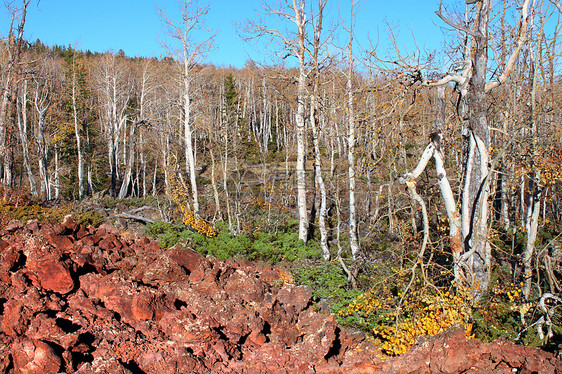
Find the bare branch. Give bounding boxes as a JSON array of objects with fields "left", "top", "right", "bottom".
[
  {"left": 423, "top": 73, "right": 467, "bottom": 87},
  {"left": 435, "top": 0, "right": 482, "bottom": 38},
  {"left": 550, "top": 0, "right": 562, "bottom": 12},
  {"left": 399, "top": 143, "right": 436, "bottom": 182},
  {"left": 485, "top": 0, "right": 532, "bottom": 92}
]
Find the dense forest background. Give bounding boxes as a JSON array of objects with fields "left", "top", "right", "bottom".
[{"left": 0, "top": 0, "right": 561, "bottom": 355}]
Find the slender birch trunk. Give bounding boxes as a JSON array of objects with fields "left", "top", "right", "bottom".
[
  {"left": 16, "top": 80, "right": 37, "bottom": 196},
  {"left": 118, "top": 122, "right": 136, "bottom": 198},
  {"left": 209, "top": 148, "right": 221, "bottom": 220},
  {"left": 309, "top": 0, "right": 328, "bottom": 259},
  {"left": 346, "top": 3, "right": 360, "bottom": 260},
  {"left": 311, "top": 93, "right": 329, "bottom": 260},
  {"left": 70, "top": 54, "right": 85, "bottom": 199},
  {"left": 294, "top": 1, "right": 308, "bottom": 243},
  {"left": 54, "top": 144, "right": 60, "bottom": 199},
  {"left": 183, "top": 76, "right": 199, "bottom": 214}
]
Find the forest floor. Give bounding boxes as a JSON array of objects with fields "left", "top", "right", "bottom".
[{"left": 0, "top": 208, "right": 561, "bottom": 373}]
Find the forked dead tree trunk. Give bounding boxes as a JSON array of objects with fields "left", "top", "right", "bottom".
[{"left": 399, "top": 0, "right": 531, "bottom": 298}]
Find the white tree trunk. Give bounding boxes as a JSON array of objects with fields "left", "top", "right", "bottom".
[
  {"left": 183, "top": 81, "right": 199, "bottom": 214},
  {"left": 54, "top": 145, "right": 60, "bottom": 199},
  {"left": 118, "top": 123, "right": 136, "bottom": 198},
  {"left": 71, "top": 63, "right": 85, "bottom": 199},
  {"left": 523, "top": 172, "right": 541, "bottom": 300},
  {"left": 17, "top": 81, "right": 37, "bottom": 196},
  {"left": 295, "top": 3, "right": 308, "bottom": 243},
  {"left": 346, "top": 17, "right": 360, "bottom": 260},
  {"left": 311, "top": 94, "right": 329, "bottom": 260},
  {"left": 34, "top": 77, "right": 51, "bottom": 199}
]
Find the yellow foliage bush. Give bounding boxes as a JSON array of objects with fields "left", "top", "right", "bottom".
[
  {"left": 168, "top": 171, "right": 217, "bottom": 238},
  {"left": 339, "top": 286, "right": 473, "bottom": 356},
  {"left": 178, "top": 204, "right": 217, "bottom": 237}
]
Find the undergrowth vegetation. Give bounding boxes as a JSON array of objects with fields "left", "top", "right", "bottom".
[
  {"left": 146, "top": 220, "right": 321, "bottom": 262},
  {"left": 0, "top": 186, "right": 104, "bottom": 226},
  {"left": 339, "top": 282, "right": 473, "bottom": 355}
]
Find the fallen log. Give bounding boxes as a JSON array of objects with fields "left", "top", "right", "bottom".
[{"left": 119, "top": 212, "right": 155, "bottom": 224}]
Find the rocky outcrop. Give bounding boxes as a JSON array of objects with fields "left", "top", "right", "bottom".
[
  {"left": 0, "top": 216, "right": 559, "bottom": 373},
  {"left": 0, "top": 217, "right": 379, "bottom": 373}
]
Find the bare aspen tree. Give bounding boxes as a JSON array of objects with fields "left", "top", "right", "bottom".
[
  {"left": 0, "top": 0, "right": 29, "bottom": 186},
  {"left": 93, "top": 52, "right": 132, "bottom": 198},
  {"left": 396, "top": 0, "right": 531, "bottom": 298},
  {"left": 294, "top": 0, "right": 309, "bottom": 243},
  {"left": 245, "top": 0, "right": 311, "bottom": 243},
  {"left": 343, "top": 0, "right": 361, "bottom": 260},
  {"left": 33, "top": 62, "right": 53, "bottom": 199},
  {"left": 521, "top": 0, "right": 560, "bottom": 299},
  {"left": 16, "top": 78, "right": 38, "bottom": 196},
  {"left": 119, "top": 60, "right": 152, "bottom": 198},
  {"left": 118, "top": 120, "right": 138, "bottom": 199},
  {"left": 68, "top": 50, "right": 86, "bottom": 199},
  {"left": 158, "top": 0, "right": 214, "bottom": 214},
  {"left": 220, "top": 76, "right": 234, "bottom": 231},
  {"left": 309, "top": 0, "right": 330, "bottom": 259}
]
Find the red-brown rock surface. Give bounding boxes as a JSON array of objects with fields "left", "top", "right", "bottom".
[{"left": 0, "top": 216, "right": 559, "bottom": 373}]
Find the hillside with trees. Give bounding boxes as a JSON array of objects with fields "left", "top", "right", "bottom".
[{"left": 0, "top": 0, "right": 561, "bottom": 369}]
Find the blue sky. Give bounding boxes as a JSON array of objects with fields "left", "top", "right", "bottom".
[{"left": 1, "top": 0, "right": 447, "bottom": 68}]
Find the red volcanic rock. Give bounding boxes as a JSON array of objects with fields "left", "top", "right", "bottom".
[
  {"left": 75, "top": 354, "right": 133, "bottom": 374},
  {"left": 62, "top": 215, "right": 79, "bottom": 234},
  {"left": 167, "top": 245, "right": 206, "bottom": 272},
  {"left": 0, "top": 218, "right": 559, "bottom": 374},
  {"left": 26, "top": 257, "right": 75, "bottom": 294},
  {"left": 134, "top": 251, "right": 190, "bottom": 284},
  {"left": 97, "top": 237, "right": 115, "bottom": 251},
  {"left": 11, "top": 338, "right": 62, "bottom": 374},
  {"left": 0, "top": 242, "right": 21, "bottom": 283},
  {"left": 44, "top": 232, "right": 74, "bottom": 252},
  {"left": 0, "top": 236, "right": 8, "bottom": 251},
  {"left": 24, "top": 219, "right": 40, "bottom": 234},
  {"left": 0, "top": 343, "right": 11, "bottom": 372},
  {"left": 276, "top": 283, "right": 312, "bottom": 314},
  {"left": 4, "top": 219, "right": 22, "bottom": 232},
  {"left": 2, "top": 299, "right": 30, "bottom": 336},
  {"left": 80, "top": 272, "right": 173, "bottom": 328},
  {"left": 224, "top": 268, "right": 267, "bottom": 303},
  {"left": 75, "top": 224, "right": 88, "bottom": 239},
  {"left": 131, "top": 291, "right": 172, "bottom": 321}
]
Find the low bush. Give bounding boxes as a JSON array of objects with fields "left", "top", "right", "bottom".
[
  {"left": 338, "top": 280, "right": 473, "bottom": 355},
  {"left": 145, "top": 220, "right": 321, "bottom": 263},
  {"left": 0, "top": 204, "right": 68, "bottom": 224},
  {"left": 293, "top": 262, "right": 362, "bottom": 314}
]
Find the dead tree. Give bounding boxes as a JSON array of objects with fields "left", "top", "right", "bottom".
[{"left": 397, "top": 0, "right": 531, "bottom": 298}]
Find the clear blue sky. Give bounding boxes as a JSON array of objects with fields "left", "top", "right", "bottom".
[{"left": 1, "top": 0, "right": 446, "bottom": 68}]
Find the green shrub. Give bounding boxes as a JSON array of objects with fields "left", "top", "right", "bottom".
[
  {"left": 0, "top": 204, "right": 68, "bottom": 224},
  {"left": 102, "top": 196, "right": 160, "bottom": 209},
  {"left": 145, "top": 220, "right": 322, "bottom": 263},
  {"left": 294, "top": 262, "right": 361, "bottom": 314},
  {"left": 72, "top": 209, "right": 105, "bottom": 227}
]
